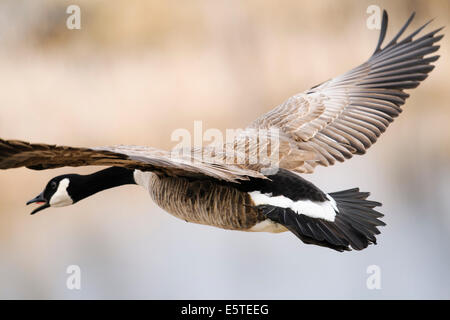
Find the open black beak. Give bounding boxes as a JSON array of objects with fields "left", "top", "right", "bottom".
[{"left": 26, "top": 192, "right": 50, "bottom": 215}]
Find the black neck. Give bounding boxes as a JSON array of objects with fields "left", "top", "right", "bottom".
[{"left": 69, "top": 167, "right": 136, "bottom": 203}]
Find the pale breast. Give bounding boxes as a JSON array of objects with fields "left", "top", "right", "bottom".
[{"left": 134, "top": 170, "right": 265, "bottom": 231}]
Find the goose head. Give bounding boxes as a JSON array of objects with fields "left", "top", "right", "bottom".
[
  {"left": 26, "top": 167, "right": 136, "bottom": 215},
  {"left": 26, "top": 175, "right": 76, "bottom": 214}
]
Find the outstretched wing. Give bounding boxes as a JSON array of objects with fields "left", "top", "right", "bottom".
[
  {"left": 0, "top": 11, "right": 443, "bottom": 180},
  {"left": 249, "top": 11, "right": 443, "bottom": 173},
  {"left": 0, "top": 139, "right": 265, "bottom": 182}
]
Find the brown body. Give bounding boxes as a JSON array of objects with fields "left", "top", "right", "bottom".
[{"left": 147, "top": 173, "right": 264, "bottom": 230}]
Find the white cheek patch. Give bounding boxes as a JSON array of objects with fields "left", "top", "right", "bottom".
[
  {"left": 49, "top": 178, "right": 73, "bottom": 207},
  {"left": 249, "top": 191, "right": 337, "bottom": 222}
]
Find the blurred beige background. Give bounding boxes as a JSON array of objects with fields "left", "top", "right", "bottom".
[{"left": 0, "top": 0, "right": 449, "bottom": 299}]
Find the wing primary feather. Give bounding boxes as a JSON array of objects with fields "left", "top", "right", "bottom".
[
  {"left": 373, "top": 10, "right": 389, "bottom": 55},
  {"left": 383, "top": 12, "right": 416, "bottom": 49}
]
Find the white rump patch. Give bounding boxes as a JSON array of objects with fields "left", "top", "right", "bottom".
[
  {"left": 248, "top": 219, "right": 288, "bottom": 233},
  {"left": 249, "top": 191, "right": 337, "bottom": 222},
  {"left": 49, "top": 178, "right": 73, "bottom": 207}
]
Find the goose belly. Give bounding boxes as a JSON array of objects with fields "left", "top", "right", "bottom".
[{"left": 133, "top": 170, "right": 265, "bottom": 231}]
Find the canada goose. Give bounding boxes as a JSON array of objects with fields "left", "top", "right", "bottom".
[{"left": 0, "top": 11, "right": 443, "bottom": 252}]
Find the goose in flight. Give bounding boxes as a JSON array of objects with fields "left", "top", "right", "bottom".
[{"left": 0, "top": 11, "right": 443, "bottom": 251}]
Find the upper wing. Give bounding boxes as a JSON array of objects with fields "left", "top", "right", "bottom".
[
  {"left": 249, "top": 11, "right": 443, "bottom": 173},
  {"left": 0, "top": 139, "right": 265, "bottom": 182},
  {"left": 1, "top": 11, "right": 443, "bottom": 180}
]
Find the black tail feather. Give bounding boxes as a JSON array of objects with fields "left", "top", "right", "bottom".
[
  {"left": 261, "top": 188, "right": 385, "bottom": 252},
  {"left": 327, "top": 188, "right": 385, "bottom": 250}
]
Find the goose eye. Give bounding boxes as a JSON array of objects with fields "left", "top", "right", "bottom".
[{"left": 50, "top": 181, "right": 57, "bottom": 189}]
